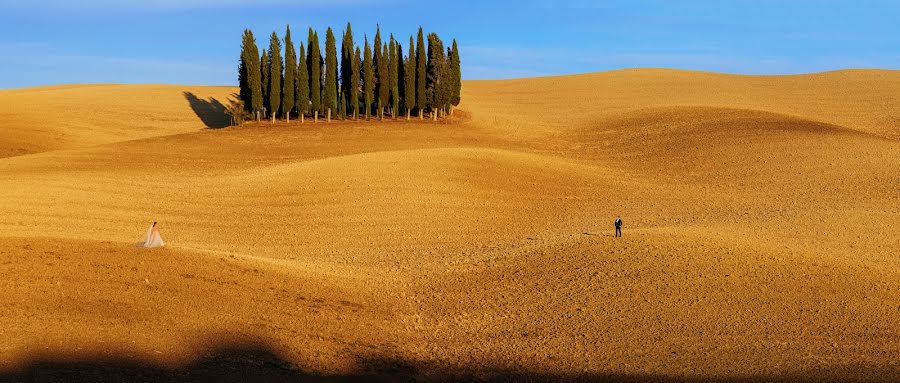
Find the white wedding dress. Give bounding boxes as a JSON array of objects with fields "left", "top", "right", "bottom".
[{"left": 142, "top": 224, "right": 165, "bottom": 248}]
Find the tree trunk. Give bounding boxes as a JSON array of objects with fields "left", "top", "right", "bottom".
[
  {"left": 314, "top": 110, "right": 318, "bottom": 123},
  {"left": 419, "top": 110, "right": 423, "bottom": 120},
  {"left": 286, "top": 112, "right": 289, "bottom": 123},
  {"left": 406, "top": 109, "right": 410, "bottom": 121},
  {"left": 327, "top": 108, "right": 331, "bottom": 122},
  {"left": 432, "top": 109, "right": 437, "bottom": 121},
  {"left": 256, "top": 110, "right": 260, "bottom": 122},
  {"left": 301, "top": 113, "right": 304, "bottom": 123}
]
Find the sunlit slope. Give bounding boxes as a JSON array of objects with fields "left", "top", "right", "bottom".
[
  {"left": 462, "top": 69, "right": 900, "bottom": 139},
  {"left": 1, "top": 69, "right": 898, "bottom": 380},
  {"left": 0, "top": 84, "right": 236, "bottom": 158}
]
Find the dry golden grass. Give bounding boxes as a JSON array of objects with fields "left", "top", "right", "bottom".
[{"left": 0, "top": 69, "right": 898, "bottom": 381}]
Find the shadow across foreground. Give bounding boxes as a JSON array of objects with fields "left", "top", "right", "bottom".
[
  {"left": 183, "top": 91, "right": 232, "bottom": 129},
  {"left": 1, "top": 338, "right": 896, "bottom": 383}
]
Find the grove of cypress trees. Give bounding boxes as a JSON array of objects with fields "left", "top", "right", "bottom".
[
  {"left": 239, "top": 25, "right": 460, "bottom": 124},
  {"left": 363, "top": 36, "right": 374, "bottom": 120},
  {"left": 282, "top": 26, "right": 296, "bottom": 122},
  {"left": 268, "top": 31, "right": 282, "bottom": 123},
  {"left": 296, "top": 44, "right": 308, "bottom": 123},
  {"left": 308, "top": 28, "right": 322, "bottom": 122},
  {"left": 404, "top": 36, "right": 415, "bottom": 120},
  {"left": 352, "top": 46, "right": 361, "bottom": 119},
  {"left": 415, "top": 27, "right": 426, "bottom": 119},
  {"left": 261, "top": 49, "right": 269, "bottom": 118},
  {"left": 449, "top": 39, "right": 461, "bottom": 114},
  {"left": 324, "top": 27, "right": 338, "bottom": 122}
]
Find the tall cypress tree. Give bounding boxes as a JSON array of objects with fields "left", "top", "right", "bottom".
[
  {"left": 415, "top": 27, "right": 426, "bottom": 119},
  {"left": 308, "top": 28, "right": 322, "bottom": 122},
  {"left": 240, "top": 29, "right": 262, "bottom": 121},
  {"left": 282, "top": 26, "right": 296, "bottom": 122},
  {"left": 268, "top": 31, "right": 282, "bottom": 123},
  {"left": 261, "top": 49, "right": 269, "bottom": 118},
  {"left": 363, "top": 36, "right": 374, "bottom": 120},
  {"left": 388, "top": 36, "right": 396, "bottom": 118},
  {"left": 449, "top": 39, "right": 461, "bottom": 114},
  {"left": 379, "top": 42, "right": 389, "bottom": 119},
  {"left": 324, "top": 27, "right": 338, "bottom": 121},
  {"left": 390, "top": 36, "right": 400, "bottom": 118},
  {"left": 296, "top": 44, "right": 309, "bottom": 122},
  {"left": 426, "top": 32, "right": 445, "bottom": 118},
  {"left": 341, "top": 23, "right": 354, "bottom": 118},
  {"left": 404, "top": 36, "right": 416, "bottom": 120},
  {"left": 373, "top": 26, "right": 384, "bottom": 119},
  {"left": 351, "top": 46, "right": 361, "bottom": 119}
]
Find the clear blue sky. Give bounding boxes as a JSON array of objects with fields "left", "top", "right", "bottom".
[{"left": 1, "top": 0, "right": 898, "bottom": 88}]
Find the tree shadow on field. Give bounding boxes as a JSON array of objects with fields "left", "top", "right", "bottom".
[
  {"left": 183, "top": 91, "right": 231, "bottom": 129},
  {"left": 1, "top": 336, "right": 898, "bottom": 382}
]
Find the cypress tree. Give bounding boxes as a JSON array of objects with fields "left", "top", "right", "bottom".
[
  {"left": 352, "top": 46, "right": 361, "bottom": 119},
  {"left": 404, "top": 35, "right": 415, "bottom": 120},
  {"left": 415, "top": 27, "right": 426, "bottom": 119},
  {"left": 268, "top": 31, "right": 282, "bottom": 123},
  {"left": 341, "top": 23, "right": 354, "bottom": 118},
  {"left": 363, "top": 36, "right": 374, "bottom": 120},
  {"left": 239, "top": 31, "right": 249, "bottom": 114},
  {"left": 390, "top": 36, "right": 400, "bottom": 119},
  {"left": 373, "top": 26, "right": 384, "bottom": 119},
  {"left": 324, "top": 27, "right": 338, "bottom": 122},
  {"left": 388, "top": 36, "right": 396, "bottom": 118},
  {"left": 426, "top": 33, "right": 445, "bottom": 119},
  {"left": 240, "top": 29, "right": 262, "bottom": 121},
  {"left": 308, "top": 28, "right": 322, "bottom": 122},
  {"left": 449, "top": 39, "right": 461, "bottom": 113},
  {"left": 379, "top": 42, "right": 389, "bottom": 120},
  {"left": 296, "top": 44, "right": 309, "bottom": 123},
  {"left": 261, "top": 49, "right": 269, "bottom": 118},
  {"left": 282, "top": 26, "right": 296, "bottom": 122}
]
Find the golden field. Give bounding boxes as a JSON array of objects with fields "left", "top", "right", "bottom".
[{"left": 0, "top": 69, "right": 898, "bottom": 381}]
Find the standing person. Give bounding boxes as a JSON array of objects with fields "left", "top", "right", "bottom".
[{"left": 614, "top": 216, "right": 623, "bottom": 237}]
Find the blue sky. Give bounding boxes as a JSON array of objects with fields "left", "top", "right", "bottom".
[{"left": 1, "top": 0, "right": 898, "bottom": 88}]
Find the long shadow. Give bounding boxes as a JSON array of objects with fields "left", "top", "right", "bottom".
[
  {"left": 183, "top": 91, "right": 232, "bottom": 129},
  {"left": 0, "top": 337, "right": 897, "bottom": 382},
  {"left": 0, "top": 336, "right": 900, "bottom": 383}
]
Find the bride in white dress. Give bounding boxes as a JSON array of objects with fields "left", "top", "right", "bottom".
[{"left": 142, "top": 221, "right": 165, "bottom": 248}]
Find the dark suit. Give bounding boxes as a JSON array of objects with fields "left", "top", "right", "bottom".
[{"left": 614, "top": 218, "right": 622, "bottom": 237}]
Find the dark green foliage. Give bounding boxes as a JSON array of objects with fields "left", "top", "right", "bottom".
[
  {"left": 239, "top": 29, "right": 262, "bottom": 118},
  {"left": 450, "top": 39, "right": 461, "bottom": 107},
  {"left": 282, "top": 26, "right": 296, "bottom": 119},
  {"left": 373, "top": 26, "right": 385, "bottom": 117},
  {"left": 268, "top": 31, "right": 282, "bottom": 120},
  {"left": 389, "top": 36, "right": 400, "bottom": 117},
  {"left": 415, "top": 27, "right": 426, "bottom": 116},
  {"left": 261, "top": 49, "right": 269, "bottom": 117},
  {"left": 352, "top": 46, "right": 361, "bottom": 118},
  {"left": 404, "top": 35, "right": 415, "bottom": 116},
  {"left": 238, "top": 24, "right": 461, "bottom": 123},
  {"left": 296, "top": 44, "right": 309, "bottom": 116},
  {"left": 324, "top": 27, "right": 338, "bottom": 117},
  {"left": 341, "top": 23, "right": 354, "bottom": 118},
  {"left": 362, "top": 36, "right": 374, "bottom": 118},
  {"left": 307, "top": 28, "right": 322, "bottom": 116},
  {"left": 425, "top": 32, "right": 443, "bottom": 112}
]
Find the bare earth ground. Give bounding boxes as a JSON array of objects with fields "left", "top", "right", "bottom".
[{"left": 0, "top": 69, "right": 898, "bottom": 382}]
